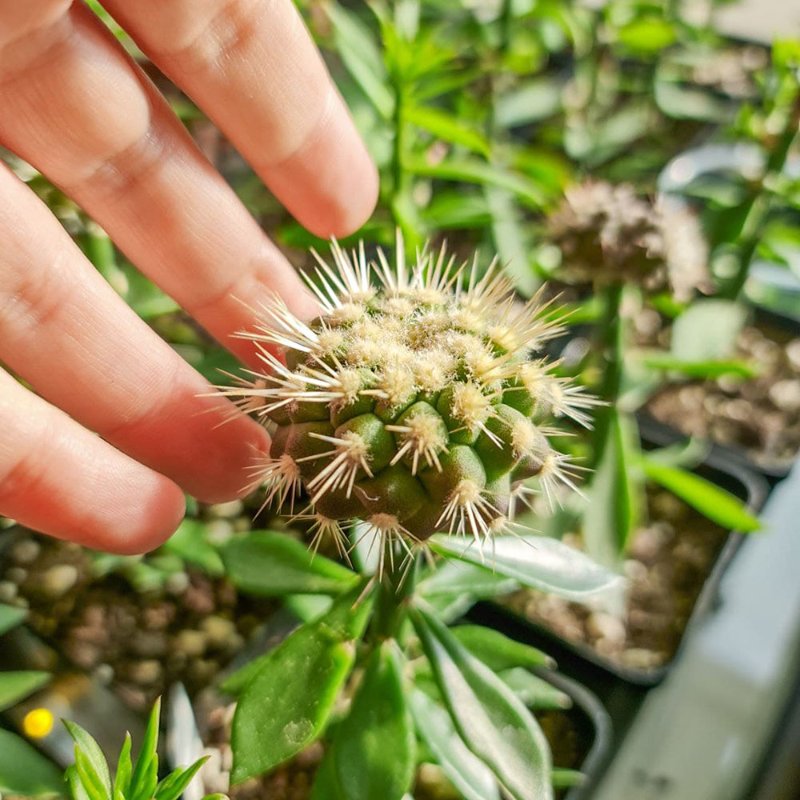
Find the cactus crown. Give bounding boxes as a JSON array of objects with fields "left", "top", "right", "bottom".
[{"left": 225, "top": 238, "right": 596, "bottom": 560}]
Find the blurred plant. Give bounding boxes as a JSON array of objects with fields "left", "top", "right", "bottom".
[
  {"left": 544, "top": 179, "right": 760, "bottom": 566},
  {"left": 64, "top": 697, "right": 226, "bottom": 800},
  {"left": 0, "top": 603, "right": 62, "bottom": 798},
  {"left": 207, "top": 239, "right": 617, "bottom": 798}
]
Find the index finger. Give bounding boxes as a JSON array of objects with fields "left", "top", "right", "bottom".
[{"left": 101, "top": 0, "right": 379, "bottom": 238}]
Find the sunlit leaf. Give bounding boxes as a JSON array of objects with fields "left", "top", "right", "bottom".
[
  {"left": 404, "top": 157, "right": 547, "bottom": 208},
  {"left": 406, "top": 106, "right": 490, "bottom": 156},
  {"left": 583, "top": 409, "right": 641, "bottom": 567},
  {"left": 642, "top": 459, "right": 761, "bottom": 532},
  {"left": 409, "top": 689, "right": 500, "bottom": 800},
  {"left": 326, "top": 3, "right": 394, "bottom": 118},
  {"left": 63, "top": 720, "right": 112, "bottom": 800},
  {"left": 411, "top": 607, "right": 553, "bottom": 800},
  {"left": 670, "top": 299, "right": 747, "bottom": 362},
  {"left": 429, "top": 535, "right": 620, "bottom": 600}
]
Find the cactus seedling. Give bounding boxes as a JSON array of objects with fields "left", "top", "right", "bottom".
[{"left": 223, "top": 238, "right": 596, "bottom": 562}]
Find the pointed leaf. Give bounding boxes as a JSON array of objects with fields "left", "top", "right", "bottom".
[
  {"left": 552, "top": 769, "right": 585, "bottom": 789},
  {"left": 0, "top": 603, "right": 27, "bottom": 635},
  {"left": 231, "top": 587, "right": 373, "bottom": 783},
  {"left": 0, "top": 728, "right": 63, "bottom": 797},
  {"left": 113, "top": 734, "right": 132, "bottom": 800},
  {"left": 63, "top": 720, "right": 112, "bottom": 800},
  {"left": 0, "top": 671, "right": 50, "bottom": 712},
  {"left": 429, "top": 536, "right": 619, "bottom": 600},
  {"left": 671, "top": 300, "right": 747, "bottom": 362},
  {"left": 418, "top": 560, "right": 518, "bottom": 599},
  {"left": 451, "top": 626, "right": 552, "bottom": 671},
  {"left": 162, "top": 519, "right": 224, "bottom": 576},
  {"left": 583, "top": 408, "right": 640, "bottom": 566},
  {"left": 129, "top": 698, "right": 160, "bottom": 800},
  {"left": 221, "top": 532, "right": 358, "bottom": 596},
  {"left": 309, "top": 751, "right": 344, "bottom": 800},
  {"left": 642, "top": 459, "right": 761, "bottom": 532},
  {"left": 330, "top": 643, "right": 415, "bottom": 800},
  {"left": 154, "top": 757, "right": 208, "bottom": 800},
  {"left": 406, "top": 106, "right": 490, "bottom": 156},
  {"left": 68, "top": 764, "right": 94, "bottom": 800},
  {"left": 410, "top": 607, "right": 553, "bottom": 800},
  {"left": 404, "top": 158, "right": 547, "bottom": 208},
  {"left": 498, "top": 669, "right": 571, "bottom": 711},
  {"left": 326, "top": 2, "right": 394, "bottom": 118},
  {"left": 409, "top": 689, "right": 500, "bottom": 800}
]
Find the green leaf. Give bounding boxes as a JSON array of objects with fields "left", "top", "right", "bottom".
[
  {"left": 409, "top": 689, "right": 500, "bottom": 800},
  {"left": 419, "top": 191, "right": 491, "bottom": 230},
  {"left": 326, "top": 3, "right": 394, "bottom": 119},
  {"left": 154, "top": 756, "right": 209, "bottom": 800},
  {"left": 162, "top": 519, "right": 224, "bottom": 576},
  {"left": 129, "top": 698, "right": 160, "bottom": 800},
  {"left": 0, "top": 728, "right": 63, "bottom": 797},
  {"left": 309, "top": 751, "right": 343, "bottom": 800},
  {"left": 583, "top": 409, "right": 640, "bottom": 566},
  {"left": 330, "top": 643, "right": 415, "bottom": 800},
  {"left": 654, "top": 80, "right": 730, "bottom": 123},
  {"left": 63, "top": 720, "right": 112, "bottom": 800},
  {"left": 418, "top": 560, "right": 518, "bottom": 600},
  {"left": 671, "top": 300, "right": 748, "bottom": 362},
  {"left": 641, "top": 353, "right": 757, "bottom": 380},
  {"left": 68, "top": 765, "right": 94, "bottom": 800},
  {"left": 230, "top": 587, "right": 373, "bottom": 783},
  {"left": 112, "top": 734, "right": 132, "bottom": 800},
  {"left": 428, "top": 535, "right": 619, "bottom": 601},
  {"left": 498, "top": 669, "right": 571, "bottom": 711},
  {"left": 406, "top": 106, "right": 490, "bottom": 156},
  {"left": 0, "top": 671, "right": 50, "bottom": 712},
  {"left": 418, "top": 560, "right": 519, "bottom": 623},
  {"left": 404, "top": 157, "right": 546, "bottom": 208},
  {"left": 616, "top": 17, "right": 676, "bottom": 53},
  {"left": 552, "top": 769, "right": 585, "bottom": 789},
  {"left": 451, "top": 626, "right": 552, "bottom": 671},
  {"left": 642, "top": 459, "right": 761, "bottom": 532},
  {"left": 495, "top": 79, "right": 562, "bottom": 128},
  {"left": 410, "top": 607, "right": 553, "bottom": 800},
  {"left": 221, "top": 531, "right": 358, "bottom": 597},
  {"left": 485, "top": 184, "right": 540, "bottom": 297},
  {"left": 0, "top": 603, "right": 27, "bottom": 635}
]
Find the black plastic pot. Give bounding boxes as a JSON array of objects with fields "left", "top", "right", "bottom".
[
  {"left": 641, "top": 307, "right": 800, "bottom": 484},
  {"left": 471, "top": 445, "right": 769, "bottom": 689},
  {"left": 537, "top": 669, "right": 614, "bottom": 800}
]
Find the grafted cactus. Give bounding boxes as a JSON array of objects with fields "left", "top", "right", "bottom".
[{"left": 224, "top": 238, "right": 596, "bottom": 559}]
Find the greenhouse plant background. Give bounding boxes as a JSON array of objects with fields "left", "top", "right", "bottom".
[{"left": 0, "top": 0, "right": 799, "bottom": 799}]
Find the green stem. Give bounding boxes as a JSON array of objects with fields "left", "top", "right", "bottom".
[
  {"left": 725, "top": 95, "right": 800, "bottom": 300},
  {"left": 368, "top": 543, "right": 420, "bottom": 644},
  {"left": 591, "top": 282, "right": 625, "bottom": 467},
  {"left": 388, "top": 72, "right": 421, "bottom": 247}
]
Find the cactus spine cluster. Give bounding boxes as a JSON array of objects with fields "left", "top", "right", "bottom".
[{"left": 225, "top": 238, "right": 595, "bottom": 559}]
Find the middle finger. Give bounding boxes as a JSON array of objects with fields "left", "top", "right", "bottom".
[{"left": 0, "top": 1, "right": 319, "bottom": 367}]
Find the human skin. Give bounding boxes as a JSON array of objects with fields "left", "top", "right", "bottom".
[{"left": 0, "top": 0, "right": 378, "bottom": 553}]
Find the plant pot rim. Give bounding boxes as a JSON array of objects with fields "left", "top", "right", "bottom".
[{"left": 479, "top": 436, "right": 770, "bottom": 688}]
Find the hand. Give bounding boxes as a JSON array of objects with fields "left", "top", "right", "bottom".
[{"left": 0, "top": 1, "right": 378, "bottom": 553}]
